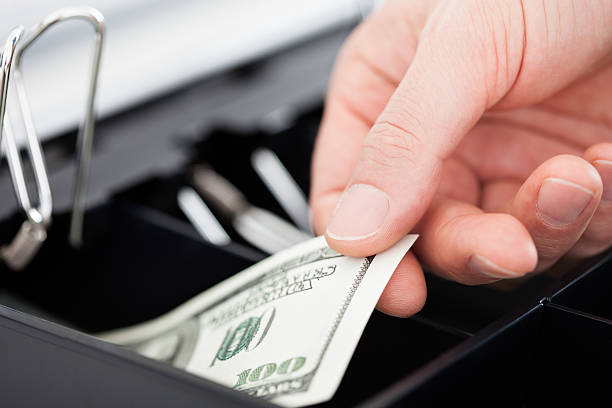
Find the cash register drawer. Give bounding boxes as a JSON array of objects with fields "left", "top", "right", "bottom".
[{"left": 0, "top": 27, "right": 610, "bottom": 408}]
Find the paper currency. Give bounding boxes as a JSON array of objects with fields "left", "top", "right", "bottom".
[{"left": 99, "top": 235, "right": 417, "bottom": 407}]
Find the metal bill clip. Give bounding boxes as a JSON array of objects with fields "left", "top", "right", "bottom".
[{"left": 0, "top": 8, "right": 105, "bottom": 270}]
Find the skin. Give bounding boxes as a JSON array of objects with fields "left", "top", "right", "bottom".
[{"left": 310, "top": 0, "right": 612, "bottom": 317}]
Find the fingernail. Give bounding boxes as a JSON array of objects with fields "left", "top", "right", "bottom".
[
  {"left": 536, "top": 177, "right": 594, "bottom": 226},
  {"left": 326, "top": 184, "right": 389, "bottom": 240},
  {"left": 468, "top": 254, "right": 518, "bottom": 279},
  {"left": 593, "top": 160, "right": 612, "bottom": 202}
]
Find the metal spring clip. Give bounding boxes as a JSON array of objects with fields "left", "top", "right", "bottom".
[{"left": 0, "top": 8, "right": 105, "bottom": 270}]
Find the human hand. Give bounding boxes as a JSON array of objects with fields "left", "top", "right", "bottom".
[{"left": 310, "top": 0, "right": 612, "bottom": 316}]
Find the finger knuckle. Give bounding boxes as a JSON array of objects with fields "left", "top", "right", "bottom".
[{"left": 361, "top": 120, "right": 422, "bottom": 168}]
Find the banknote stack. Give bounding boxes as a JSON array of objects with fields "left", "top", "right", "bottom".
[{"left": 99, "top": 235, "right": 417, "bottom": 407}]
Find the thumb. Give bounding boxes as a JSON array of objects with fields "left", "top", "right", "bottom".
[{"left": 324, "top": 1, "right": 527, "bottom": 256}]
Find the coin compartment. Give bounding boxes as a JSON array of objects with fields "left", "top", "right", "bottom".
[
  {"left": 0, "top": 202, "right": 260, "bottom": 332},
  {"left": 365, "top": 303, "right": 612, "bottom": 407}
]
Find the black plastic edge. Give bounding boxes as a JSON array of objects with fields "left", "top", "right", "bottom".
[{"left": 0, "top": 304, "right": 276, "bottom": 407}]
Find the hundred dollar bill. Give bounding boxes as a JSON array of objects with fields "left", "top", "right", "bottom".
[{"left": 99, "top": 235, "right": 417, "bottom": 407}]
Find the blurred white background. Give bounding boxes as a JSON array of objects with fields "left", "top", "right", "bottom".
[{"left": 0, "top": 0, "right": 376, "bottom": 143}]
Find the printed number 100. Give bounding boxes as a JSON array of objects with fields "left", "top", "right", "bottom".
[{"left": 234, "top": 356, "right": 306, "bottom": 388}]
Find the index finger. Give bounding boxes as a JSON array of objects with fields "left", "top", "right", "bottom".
[{"left": 310, "top": 1, "right": 423, "bottom": 233}]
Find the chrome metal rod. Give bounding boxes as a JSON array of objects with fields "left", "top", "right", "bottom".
[
  {"left": 178, "top": 187, "right": 232, "bottom": 246},
  {"left": 0, "top": 27, "right": 22, "bottom": 147},
  {"left": 192, "top": 166, "right": 311, "bottom": 254},
  {"left": 13, "top": 7, "right": 105, "bottom": 248},
  {"left": 251, "top": 147, "right": 311, "bottom": 233},
  {"left": 0, "top": 26, "right": 49, "bottom": 270}
]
